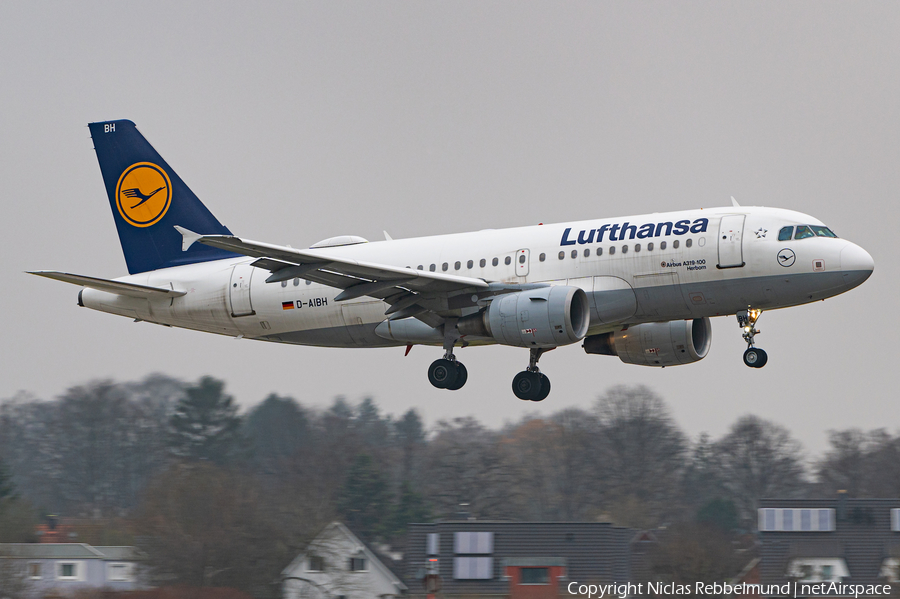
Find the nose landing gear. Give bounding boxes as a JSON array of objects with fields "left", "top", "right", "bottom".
[
  {"left": 737, "top": 308, "right": 767, "bottom": 368},
  {"left": 512, "top": 348, "right": 552, "bottom": 401}
]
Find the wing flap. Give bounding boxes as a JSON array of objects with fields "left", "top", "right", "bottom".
[{"left": 28, "top": 271, "right": 186, "bottom": 299}]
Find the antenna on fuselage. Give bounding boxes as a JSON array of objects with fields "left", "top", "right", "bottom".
[{"left": 731, "top": 196, "right": 741, "bottom": 207}]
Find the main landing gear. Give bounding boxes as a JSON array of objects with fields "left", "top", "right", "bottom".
[
  {"left": 512, "top": 348, "right": 551, "bottom": 402},
  {"left": 428, "top": 322, "right": 468, "bottom": 391},
  {"left": 737, "top": 308, "right": 767, "bottom": 368}
]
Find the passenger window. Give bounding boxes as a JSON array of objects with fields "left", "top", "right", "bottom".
[
  {"left": 518, "top": 254, "right": 526, "bottom": 264},
  {"left": 811, "top": 225, "right": 838, "bottom": 238},
  {"left": 660, "top": 241, "right": 667, "bottom": 250},
  {"left": 778, "top": 226, "right": 793, "bottom": 241},
  {"left": 647, "top": 242, "right": 654, "bottom": 251},
  {"left": 539, "top": 253, "right": 546, "bottom": 262},
  {"left": 454, "top": 261, "right": 461, "bottom": 270},
  {"left": 306, "top": 280, "right": 311, "bottom": 285},
  {"left": 584, "top": 248, "right": 590, "bottom": 257},
  {"left": 293, "top": 278, "right": 300, "bottom": 286},
  {"left": 622, "top": 245, "right": 628, "bottom": 254},
  {"left": 480, "top": 259, "right": 486, "bottom": 267},
  {"left": 596, "top": 247, "right": 603, "bottom": 256},
  {"left": 429, "top": 264, "right": 436, "bottom": 272},
  {"left": 685, "top": 238, "right": 692, "bottom": 248},
  {"left": 558, "top": 251, "right": 565, "bottom": 260},
  {"left": 417, "top": 265, "right": 424, "bottom": 270},
  {"left": 571, "top": 250, "right": 578, "bottom": 259},
  {"left": 492, "top": 257, "right": 499, "bottom": 266},
  {"left": 505, "top": 256, "right": 512, "bottom": 265},
  {"left": 609, "top": 246, "right": 616, "bottom": 255},
  {"left": 442, "top": 263, "right": 449, "bottom": 271},
  {"left": 795, "top": 225, "right": 815, "bottom": 240},
  {"left": 467, "top": 260, "right": 473, "bottom": 269},
  {"left": 673, "top": 240, "right": 680, "bottom": 249},
  {"left": 281, "top": 280, "right": 287, "bottom": 288},
  {"left": 635, "top": 244, "right": 641, "bottom": 252}
]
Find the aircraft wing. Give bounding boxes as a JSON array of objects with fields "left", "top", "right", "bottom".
[
  {"left": 176, "top": 227, "right": 539, "bottom": 325},
  {"left": 28, "top": 271, "right": 187, "bottom": 299}
]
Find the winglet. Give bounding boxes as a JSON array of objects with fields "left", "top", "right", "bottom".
[
  {"left": 174, "top": 226, "right": 202, "bottom": 251},
  {"left": 383, "top": 230, "right": 393, "bottom": 241},
  {"left": 731, "top": 196, "right": 741, "bottom": 207}
]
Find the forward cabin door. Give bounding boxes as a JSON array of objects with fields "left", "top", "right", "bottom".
[
  {"left": 717, "top": 215, "right": 746, "bottom": 268},
  {"left": 229, "top": 263, "right": 256, "bottom": 317}
]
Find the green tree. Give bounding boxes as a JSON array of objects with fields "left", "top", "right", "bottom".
[
  {"left": 337, "top": 454, "right": 388, "bottom": 541},
  {"left": 244, "top": 393, "right": 308, "bottom": 474},
  {"left": 169, "top": 377, "right": 243, "bottom": 464},
  {"left": 387, "top": 481, "right": 431, "bottom": 546},
  {"left": 696, "top": 498, "right": 739, "bottom": 532}
]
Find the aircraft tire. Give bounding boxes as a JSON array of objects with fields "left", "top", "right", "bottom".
[
  {"left": 533, "top": 375, "right": 550, "bottom": 401},
  {"left": 743, "top": 348, "right": 768, "bottom": 368},
  {"left": 428, "top": 359, "right": 459, "bottom": 389},
  {"left": 446, "top": 362, "right": 468, "bottom": 390},
  {"left": 512, "top": 371, "right": 542, "bottom": 401}
]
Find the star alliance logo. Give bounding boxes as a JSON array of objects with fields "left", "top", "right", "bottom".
[{"left": 755, "top": 228, "right": 768, "bottom": 238}]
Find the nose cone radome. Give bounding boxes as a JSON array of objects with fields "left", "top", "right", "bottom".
[{"left": 840, "top": 243, "right": 874, "bottom": 290}]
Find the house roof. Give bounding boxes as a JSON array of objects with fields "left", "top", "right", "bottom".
[
  {"left": 281, "top": 522, "right": 408, "bottom": 591},
  {"left": 405, "top": 521, "right": 635, "bottom": 593},
  {"left": 0, "top": 543, "right": 138, "bottom": 560},
  {"left": 758, "top": 498, "right": 900, "bottom": 586}
]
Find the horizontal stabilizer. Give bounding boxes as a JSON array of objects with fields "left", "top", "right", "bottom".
[{"left": 28, "top": 271, "right": 186, "bottom": 299}]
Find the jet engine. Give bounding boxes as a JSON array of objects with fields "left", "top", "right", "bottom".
[
  {"left": 583, "top": 317, "right": 712, "bottom": 366},
  {"left": 458, "top": 286, "right": 590, "bottom": 348}
]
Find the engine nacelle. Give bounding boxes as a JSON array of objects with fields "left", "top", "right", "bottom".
[
  {"left": 583, "top": 317, "right": 712, "bottom": 366},
  {"left": 459, "top": 286, "right": 590, "bottom": 348}
]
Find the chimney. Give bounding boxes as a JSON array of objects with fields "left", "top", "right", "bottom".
[{"left": 837, "top": 490, "right": 847, "bottom": 522}]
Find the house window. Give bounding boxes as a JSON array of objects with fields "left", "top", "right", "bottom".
[
  {"left": 307, "top": 555, "right": 324, "bottom": 571},
  {"left": 788, "top": 558, "right": 848, "bottom": 582},
  {"left": 453, "top": 557, "right": 492, "bottom": 579},
  {"left": 426, "top": 533, "right": 440, "bottom": 555},
  {"left": 28, "top": 562, "right": 41, "bottom": 579},
  {"left": 349, "top": 557, "right": 367, "bottom": 571},
  {"left": 521, "top": 567, "right": 549, "bottom": 584},
  {"left": 454, "top": 531, "right": 494, "bottom": 554},
  {"left": 58, "top": 562, "right": 80, "bottom": 579},
  {"left": 107, "top": 562, "right": 134, "bottom": 582}
]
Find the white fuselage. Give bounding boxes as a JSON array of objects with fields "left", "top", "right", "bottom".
[{"left": 79, "top": 206, "right": 873, "bottom": 349}]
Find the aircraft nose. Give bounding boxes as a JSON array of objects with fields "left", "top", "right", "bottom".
[{"left": 840, "top": 243, "right": 874, "bottom": 290}]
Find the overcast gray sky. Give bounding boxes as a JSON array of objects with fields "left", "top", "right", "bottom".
[{"left": 2, "top": 2, "right": 897, "bottom": 455}]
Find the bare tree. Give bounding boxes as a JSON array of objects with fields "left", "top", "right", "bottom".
[
  {"left": 594, "top": 385, "right": 688, "bottom": 528},
  {"left": 420, "top": 417, "right": 512, "bottom": 519},
  {"left": 714, "top": 415, "right": 807, "bottom": 526}
]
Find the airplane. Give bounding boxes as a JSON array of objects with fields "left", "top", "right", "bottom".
[{"left": 31, "top": 120, "right": 874, "bottom": 401}]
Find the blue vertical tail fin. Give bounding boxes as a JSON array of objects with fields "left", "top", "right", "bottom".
[{"left": 88, "top": 119, "right": 238, "bottom": 274}]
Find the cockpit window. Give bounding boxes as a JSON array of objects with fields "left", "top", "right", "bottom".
[
  {"left": 778, "top": 226, "right": 793, "bottom": 241},
  {"left": 794, "top": 225, "right": 815, "bottom": 240},
  {"left": 811, "top": 225, "right": 838, "bottom": 238}
]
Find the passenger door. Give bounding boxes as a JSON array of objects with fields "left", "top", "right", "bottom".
[
  {"left": 718, "top": 215, "right": 745, "bottom": 268},
  {"left": 229, "top": 263, "right": 255, "bottom": 317}
]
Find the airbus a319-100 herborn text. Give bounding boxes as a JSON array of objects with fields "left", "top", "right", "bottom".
[{"left": 32, "top": 121, "right": 874, "bottom": 401}]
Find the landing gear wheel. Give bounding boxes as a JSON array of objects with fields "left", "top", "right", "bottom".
[
  {"left": 446, "top": 362, "right": 468, "bottom": 390},
  {"left": 428, "top": 359, "right": 459, "bottom": 389},
  {"left": 512, "top": 371, "right": 544, "bottom": 401},
  {"left": 533, "top": 375, "right": 551, "bottom": 402},
  {"left": 743, "top": 347, "right": 768, "bottom": 368}
]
